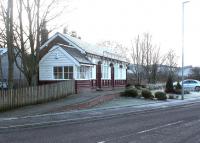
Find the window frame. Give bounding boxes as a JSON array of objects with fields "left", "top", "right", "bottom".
[
  {"left": 53, "top": 66, "right": 74, "bottom": 80},
  {"left": 102, "top": 64, "right": 109, "bottom": 79},
  {"left": 76, "top": 65, "right": 92, "bottom": 80}
]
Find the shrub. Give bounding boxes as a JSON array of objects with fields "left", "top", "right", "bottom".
[
  {"left": 141, "top": 85, "right": 147, "bottom": 88},
  {"left": 175, "top": 81, "right": 182, "bottom": 90},
  {"left": 125, "top": 84, "right": 132, "bottom": 88},
  {"left": 141, "top": 89, "right": 152, "bottom": 99},
  {"left": 168, "top": 94, "right": 175, "bottom": 99},
  {"left": 121, "top": 88, "right": 138, "bottom": 97},
  {"left": 155, "top": 91, "right": 167, "bottom": 100},
  {"left": 135, "top": 84, "right": 141, "bottom": 90},
  {"left": 165, "top": 76, "right": 174, "bottom": 93}
]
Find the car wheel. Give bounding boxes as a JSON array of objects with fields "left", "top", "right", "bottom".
[{"left": 195, "top": 86, "right": 200, "bottom": 92}]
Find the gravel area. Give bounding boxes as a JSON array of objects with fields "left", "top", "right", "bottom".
[{"left": 93, "top": 91, "right": 200, "bottom": 109}]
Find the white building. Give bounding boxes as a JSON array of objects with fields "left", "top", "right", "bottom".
[{"left": 39, "top": 32, "right": 128, "bottom": 92}]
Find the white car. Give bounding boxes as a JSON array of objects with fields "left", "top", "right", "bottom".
[{"left": 174, "top": 79, "right": 200, "bottom": 91}]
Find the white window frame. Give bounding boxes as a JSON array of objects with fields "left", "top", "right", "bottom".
[
  {"left": 53, "top": 66, "right": 73, "bottom": 80},
  {"left": 76, "top": 65, "right": 92, "bottom": 80},
  {"left": 102, "top": 64, "right": 109, "bottom": 79}
]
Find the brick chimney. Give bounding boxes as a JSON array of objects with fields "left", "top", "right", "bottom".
[{"left": 41, "top": 21, "right": 49, "bottom": 45}]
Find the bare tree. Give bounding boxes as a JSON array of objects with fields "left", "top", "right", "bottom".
[
  {"left": 11, "top": 0, "right": 66, "bottom": 86},
  {"left": 130, "top": 35, "right": 145, "bottom": 85},
  {"left": 130, "top": 33, "right": 165, "bottom": 84},
  {"left": 165, "top": 49, "right": 178, "bottom": 76},
  {"left": 190, "top": 67, "right": 200, "bottom": 80},
  {"left": 0, "top": 0, "right": 69, "bottom": 87},
  {"left": 0, "top": 50, "right": 2, "bottom": 83},
  {"left": 142, "top": 33, "right": 153, "bottom": 83},
  {"left": 151, "top": 47, "right": 164, "bottom": 83}
]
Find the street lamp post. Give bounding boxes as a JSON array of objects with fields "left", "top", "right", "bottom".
[{"left": 181, "top": 1, "right": 189, "bottom": 100}]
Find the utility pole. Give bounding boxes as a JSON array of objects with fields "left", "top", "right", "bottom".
[{"left": 181, "top": 1, "right": 190, "bottom": 100}]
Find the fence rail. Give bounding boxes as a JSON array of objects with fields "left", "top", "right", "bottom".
[{"left": 0, "top": 80, "right": 75, "bottom": 111}]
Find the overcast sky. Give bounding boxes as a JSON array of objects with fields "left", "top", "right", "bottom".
[{"left": 55, "top": 0, "right": 200, "bottom": 66}]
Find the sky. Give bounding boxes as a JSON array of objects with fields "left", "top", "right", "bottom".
[{"left": 53, "top": 0, "right": 200, "bottom": 66}]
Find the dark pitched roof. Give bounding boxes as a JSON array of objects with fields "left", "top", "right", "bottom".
[
  {"left": 59, "top": 44, "right": 93, "bottom": 65},
  {"left": 39, "top": 36, "right": 70, "bottom": 59},
  {"left": 40, "top": 32, "right": 128, "bottom": 63}
]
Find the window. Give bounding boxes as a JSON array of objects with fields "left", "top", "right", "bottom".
[
  {"left": 64, "top": 66, "right": 73, "bottom": 79},
  {"left": 190, "top": 80, "right": 197, "bottom": 84},
  {"left": 53, "top": 66, "right": 73, "bottom": 79},
  {"left": 77, "top": 66, "right": 92, "bottom": 79},
  {"left": 183, "top": 80, "right": 190, "bottom": 84},
  {"left": 119, "top": 68, "right": 123, "bottom": 79},
  {"left": 102, "top": 65, "right": 109, "bottom": 79},
  {"left": 54, "top": 67, "right": 63, "bottom": 79}
]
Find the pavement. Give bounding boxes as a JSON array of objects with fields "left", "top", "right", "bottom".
[
  {"left": 0, "top": 87, "right": 200, "bottom": 121},
  {"left": 0, "top": 88, "right": 124, "bottom": 118}
]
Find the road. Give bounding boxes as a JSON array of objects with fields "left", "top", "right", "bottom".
[{"left": 1, "top": 103, "right": 200, "bottom": 143}]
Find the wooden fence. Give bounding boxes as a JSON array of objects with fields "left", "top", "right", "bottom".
[{"left": 0, "top": 80, "right": 75, "bottom": 111}]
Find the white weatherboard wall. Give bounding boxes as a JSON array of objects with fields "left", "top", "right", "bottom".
[
  {"left": 114, "top": 63, "right": 126, "bottom": 80},
  {"left": 39, "top": 46, "right": 78, "bottom": 80},
  {"left": 92, "top": 65, "right": 96, "bottom": 79}
]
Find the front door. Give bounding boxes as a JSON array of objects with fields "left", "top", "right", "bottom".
[
  {"left": 96, "top": 62, "right": 102, "bottom": 89},
  {"left": 110, "top": 63, "right": 114, "bottom": 88}
]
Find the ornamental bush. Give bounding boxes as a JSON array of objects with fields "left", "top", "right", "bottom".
[
  {"left": 141, "top": 89, "right": 152, "bottom": 99},
  {"left": 121, "top": 88, "right": 138, "bottom": 97},
  {"left": 165, "top": 76, "right": 174, "bottom": 93},
  {"left": 125, "top": 84, "right": 132, "bottom": 88},
  {"left": 135, "top": 84, "right": 141, "bottom": 90},
  {"left": 175, "top": 81, "right": 182, "bottom": 90},
  {"left": 155, "top": 91, "right": 167, "bottom": 100}
]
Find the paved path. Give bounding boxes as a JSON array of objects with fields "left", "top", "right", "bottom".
[{"left": 0, "top": 88, "right": 124, "bottom": 118}]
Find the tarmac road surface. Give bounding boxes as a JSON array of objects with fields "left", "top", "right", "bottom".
[{"left": 1, "top": 102, "right": 200, "bottom": 143}]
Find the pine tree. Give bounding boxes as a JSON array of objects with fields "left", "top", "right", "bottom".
[{"left": 165, "top": 75, "right": 174, "bottom": 93}]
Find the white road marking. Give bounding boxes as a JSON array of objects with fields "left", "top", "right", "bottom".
[
  {"left": 137, "top": 120, "right": 183, "bottom": 134},
  {"left": 0, "top": 117, "right": 18, "bottom": 121},
  {"left": 97, "top": 141, "right": 105, "bottom": 143},
  {"left": 0, "top": 119, "right": 78, "bottom": 129},
  {"left": 98, "top": 120, "right": 184, "bottom": 143}
]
